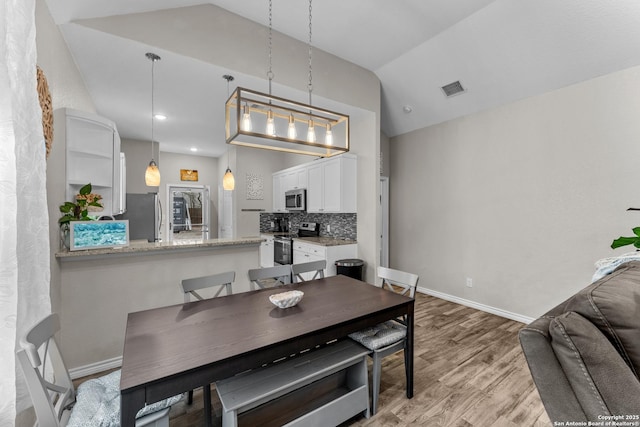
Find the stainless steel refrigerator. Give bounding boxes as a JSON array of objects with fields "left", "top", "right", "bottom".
[{"left": 115, "top": 193, "right": 161, "bottom": 242}]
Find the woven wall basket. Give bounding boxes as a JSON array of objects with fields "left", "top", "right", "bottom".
[{"left": 37, "top": 66, "right": 53, "bottom": 159}]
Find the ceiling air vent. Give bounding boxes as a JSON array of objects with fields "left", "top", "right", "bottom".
[{"left": 441, "top": 80, "right": 465, "bottom": 97}]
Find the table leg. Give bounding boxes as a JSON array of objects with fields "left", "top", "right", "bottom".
[
  {"left": 121, "top": 388, "right": 145, "bottom": 427},
  {"left": 405, "top": 301, "right": 414, "bottom": 399},
  {"left": 204, "top": 383, "right": 213, "bottom": 427}
]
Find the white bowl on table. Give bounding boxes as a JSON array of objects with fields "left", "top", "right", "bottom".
[{"left": 269, "top": 290, "right": 304, "bottom": 308}]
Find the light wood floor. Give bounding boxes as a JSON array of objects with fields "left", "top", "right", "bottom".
[{"left": 76, "top": 293, "right": 550, "bottom": 426}]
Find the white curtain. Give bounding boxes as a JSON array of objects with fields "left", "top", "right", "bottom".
[{"left": 0, "top": 0, "right": 52, "bottom": 424}]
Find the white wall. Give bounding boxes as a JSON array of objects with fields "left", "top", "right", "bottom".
[
  {"left": 380, "top": 132, "right": 390, "bottom": 178},
  {"left": 37, "top": 0, "right": 96, "bottom": 318},
  {"left": 59, "top": 245, "right": 260, "bottom": 370},
  {"left": 120, "top": 138, "right": 154, "bottom": 194},
  {"left": 390, "top": 64, "right": 640, "bottom": 319},
  {"left": 34, "top": 1, "right": 95, "bottom": 424},
  {"left": 234, "top": 147, "right": 289, "bottom": 237}
]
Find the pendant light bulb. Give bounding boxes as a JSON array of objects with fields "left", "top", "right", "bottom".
[
  {"left": 241, "top": 104, "right": 252, "bottom": 132},
  {"left": 145, "top": 52, "right": 161, "bottom": 187},
  {"left": 287, "top": 114, "right": 297, "bottom": 139},
  {"left": 307, "top": 119, "right": 316, "bottom": 143},
  {"left": 266, "top": 110, "right": 276, "bottom": 137},
  {"left": 325, "top": 124, "right": 333, "bottom": 146},
  {"left": 223, "top": 167, "right": 235, "bottom": 191},
  {"left": 145, "top": 159, "right": 161, "bottom": 186}
]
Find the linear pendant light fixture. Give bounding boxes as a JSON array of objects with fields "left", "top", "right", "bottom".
[
  {"left": 225, "top": 0, "right": 349, "bottom": 158},
  {"left": 145, "top": 52, "right": 161, "bottom": 186}
]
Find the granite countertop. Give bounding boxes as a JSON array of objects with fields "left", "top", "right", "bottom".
[
  {"left": 259, "top": 232, "right": 356, "bottom": 247},
  {"left": 56, "top": 236, "right": 264, "bottom": 259},
  {"left": 293, "top": 236, "right": 357, "bottom": 247}
]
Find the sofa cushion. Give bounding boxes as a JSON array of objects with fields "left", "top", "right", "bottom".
[
  {"left": 565, "top": 261, "right": 640, "bottom": 378},
  {"left": 550, "top": 312, "right": 640, "bottom": 419},
  {"left": 519, "top": 317, "right": 586, "bottom": 423}
]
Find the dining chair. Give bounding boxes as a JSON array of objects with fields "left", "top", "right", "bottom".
[
  {"left": 181, "top": 270, "right": 235, "bottom": 303},
  {"left": 248, "top": 264, "right": 292, "bottom": 289},
  {"left": 180, "top": 271, "right": 236, "bottom": 408},
  {"left": 17, "top": 313, "right": 181, "bottom": 427},
  {"left": 292, "top": 259, "right": 326, "bottom": 283},
  {"left": 348, "top": 266, "right": 419, "bottom": 415}
]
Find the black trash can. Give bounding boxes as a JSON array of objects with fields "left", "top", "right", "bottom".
[{"left": 335, "top": 259, "right": 365, "bottom": 281}]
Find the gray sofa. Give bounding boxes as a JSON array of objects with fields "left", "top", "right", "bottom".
[{"left": 519, "top": 261, "right": 640, "bottom": 423}]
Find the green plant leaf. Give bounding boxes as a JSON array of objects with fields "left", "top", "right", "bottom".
[
  {"left": 611, "top": 236, "right": 639, "bottom": 249},
  {"left": 632, "top": 227, "right": 640, "bottom": 237},
  {"left": 58, "top": 214, "right": 74, "bottom": 224},
  {"left": 59, "top": 202, "right": 75, "bottom": 213},
  {"left": 79, "top": 183, "right": 92, "bottom": 196}
]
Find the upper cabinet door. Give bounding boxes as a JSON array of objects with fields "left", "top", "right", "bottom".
[
  {"left": 272, "top": 173, "right": 285, "bottom": 212},
  {"left": 322, "top": 159, "right": 342, "bottom": 212},
  {"left": 306, "top": 163, "right": 323, "bottom": 212}
]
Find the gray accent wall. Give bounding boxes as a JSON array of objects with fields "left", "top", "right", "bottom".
[{"left": 389, "top": 64, "right": 640, "bottom": 320}]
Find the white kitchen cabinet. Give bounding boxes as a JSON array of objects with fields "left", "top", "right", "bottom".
[
  {"left": 273, "top": 166, "right": 308, "bottom": 212},
  {"left": 306, "top": 155, "right": 357, "bottom": 213},
  {"left": 272, "top": 174, "right": 285, "bottom": 212},
  {"left": 287, "top": 168, "right": 308, "bottom": 191},
  {"left": 57, "top": 108, "right": 124, "bottom": 216},
  {"left": 306, "top": 164, "right": 323, "bottom": 212},
  {"left": 281, "top": 168, "right": 308, "bottom": 193},
  {"left": 260, "top": 234, "right": 275, "bottom": 268},
  {"left": 293, "top": 240, "right": 357, "bottom": 280},
  {"left": 272, "top": 154, "right": 355, "bottom": 213}
]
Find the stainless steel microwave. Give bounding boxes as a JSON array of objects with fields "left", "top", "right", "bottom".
[{"left": 285, "top": 188, "right": 306, "bottom": 211}]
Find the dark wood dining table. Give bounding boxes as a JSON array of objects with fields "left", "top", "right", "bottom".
[{"left": 119, "top": 274, "right": 415, "bottom": 426}]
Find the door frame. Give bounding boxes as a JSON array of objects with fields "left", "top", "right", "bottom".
[
  {"left": 380, "top": 176, "right": 389, "bottom": 267},
  {"left": 166, "top": 184, "right": 210, "bottom": 241}
]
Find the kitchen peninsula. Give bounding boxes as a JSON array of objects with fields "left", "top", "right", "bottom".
[{"left": 55, "top": 236, "right": 263, "bottom": 377}]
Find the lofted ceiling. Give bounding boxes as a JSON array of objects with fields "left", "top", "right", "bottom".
[{"left": 44, "top": 0, "right": 640, "bottom": 158}]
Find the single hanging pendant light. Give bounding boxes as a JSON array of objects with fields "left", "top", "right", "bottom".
[
  {"left": 223, "top": 166, "right": 235, "bottom": 191},
  {"left": 222, "top": 75, "right": 236, "bottom": 190},
  {"left": 145, "top": 52, "right": 161, "bottom": 186}
]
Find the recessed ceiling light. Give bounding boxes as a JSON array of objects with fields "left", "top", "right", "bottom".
[
  {"left": 154, "top": 114, "right": 167, "bottom": 120},
  {"left": 190, "top": 147, "right": 198, "bottom": 152},
  {"left": 402, "top": 105, "right": 413, "bottom": 114}
]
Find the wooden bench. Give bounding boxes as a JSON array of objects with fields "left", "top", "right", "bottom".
[{"left": 215, "top": 340, "right": 371, "bottom": 427}]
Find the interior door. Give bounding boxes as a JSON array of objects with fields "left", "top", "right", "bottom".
[{"left": 167, "top": 184, "right": 210, "bottom": 241}]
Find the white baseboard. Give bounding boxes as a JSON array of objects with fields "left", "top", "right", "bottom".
[
  {"left": 69, "top": 356, "right": 122, "bottom": 380},
  {"left": 416, "top": 286, "right": 535, "bottom": 325}
]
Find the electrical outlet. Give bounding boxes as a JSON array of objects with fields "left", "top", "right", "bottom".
[
  {"left": 327, "top": 224, "right": 331, "bottom": 233},
  {"left": 466, "top": 277, "right": 473, "bottom": 288}
]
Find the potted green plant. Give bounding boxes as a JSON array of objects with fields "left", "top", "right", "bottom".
[
  {"left": 611, "top": 227, "right": 640, "bottom": 249},
  {"left": 59, "top": 183, "right": 103, "bottom": 248}
]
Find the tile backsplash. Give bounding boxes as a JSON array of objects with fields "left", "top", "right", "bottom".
[{"left": 260, "top": 212, "right": 357, "bottom": 241}]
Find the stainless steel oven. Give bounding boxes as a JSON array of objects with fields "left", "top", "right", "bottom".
[{"left": 274, "top": 235, "right": 293, "bottom": 265}]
